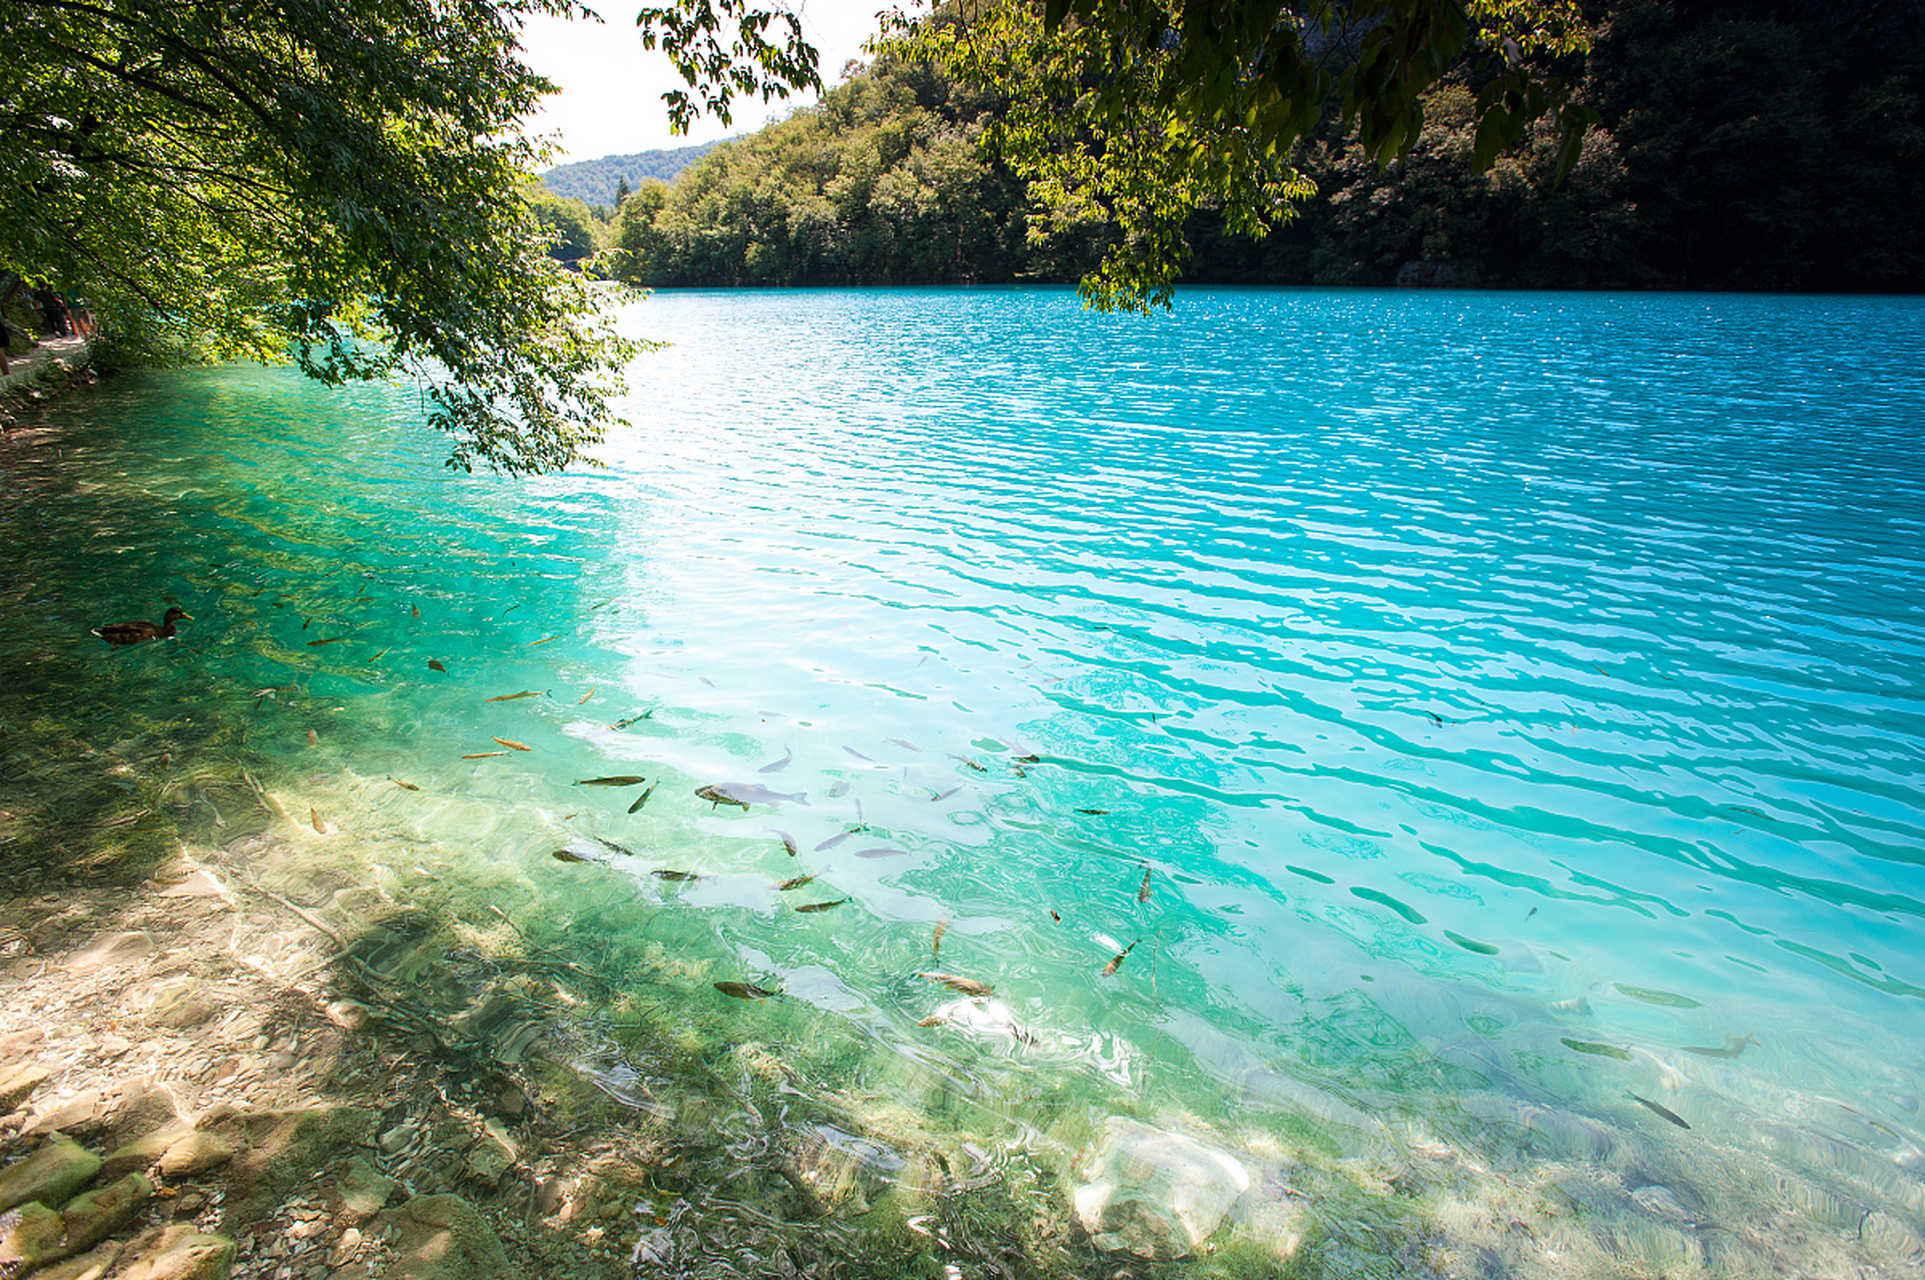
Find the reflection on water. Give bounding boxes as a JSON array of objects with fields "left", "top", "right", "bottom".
[{"left": 2, "top": 287, "right": 1923, "bottom": 1276}]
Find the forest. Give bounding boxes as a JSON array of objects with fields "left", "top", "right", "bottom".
[
  {"left": 538, "top": 142, "right": 722, "bottom": 207},
  {"left": 541, "top": 0, "right": 1924, "bottom": 293}
]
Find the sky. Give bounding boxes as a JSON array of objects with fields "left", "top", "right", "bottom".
[{"left": 515, "top": 3, "right": 893, "bottom": 166}]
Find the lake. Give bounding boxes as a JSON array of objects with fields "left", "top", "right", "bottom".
[{"left": 5, "top": 286, "right": 1922, "bottom": 1276}]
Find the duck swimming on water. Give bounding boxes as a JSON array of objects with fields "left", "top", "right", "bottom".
[{"left": 94, "top": 606, "right": 192, "bottom": 646}]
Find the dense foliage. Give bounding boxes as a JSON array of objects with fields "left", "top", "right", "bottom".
[
  {"left": 606, "top": 59, "right": 1054, "bottom": 287},
  {"left": 1224, "top": 0, "right": 1925, "bottom": 290},
  {"left": 0, "top": 0, "right": 825, "bottom": 473},
  {"left": 1, "top": 0, "right": 645, "bottom": 471},
  {"left": 880, "top": 0, "right": 1596, "bottom": 308},
  {"left": 539, "top": 142, "right": 723, "bottom": 207},
  {"left": 615, "top": 0, "right": 1925, "bottom": 295}
]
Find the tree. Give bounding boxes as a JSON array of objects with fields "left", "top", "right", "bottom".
[
  {"left": 528, "top": 188, "right": 604, "bottom": 263},
  {"left": 0, "top": 0, "right": 822, "bottom": 474},
  {"left": 880, "top": 0, "right": 1597, "bottom": 310}
]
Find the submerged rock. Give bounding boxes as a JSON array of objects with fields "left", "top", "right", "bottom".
[
  {"left": 0, "top": 1133, "right": 103, "bottom": 1212},
  {"left": 59, "top": 1172, "right": 152, "bottom": 1255},
  {"left": 114, "top": 1225, "right": 237, "bottom": 1280},
  {"left": 157, "top": 1131, "right": 234, "bottom": 1179},
  {"left": 0, "top": 1200, "right": 66, "bottom": 1272},
  {"left": 330, "top": 1156, "right": 398, "bottom": 1223},
  {"left": 375, "top": 1193, "right": 510, "bottom": 1279},
  {"left": 1072, "top": 1118, "right": 1253, "bottom": 1259},
  {"left": 0, "top": 1061, "right": 50, "bottom": 1112}
]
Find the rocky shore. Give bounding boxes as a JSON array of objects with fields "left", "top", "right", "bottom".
[{"left": 0, "top": 850, "right": 650, "bottom": 1280}]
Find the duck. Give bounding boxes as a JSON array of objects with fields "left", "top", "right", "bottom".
[{"left": 94, "top": 606, "right": 192, "bottom": 646}]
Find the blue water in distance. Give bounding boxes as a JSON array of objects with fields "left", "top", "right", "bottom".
[{"left": 10, "top": 286, "right": 1925, "bottom": 1271}]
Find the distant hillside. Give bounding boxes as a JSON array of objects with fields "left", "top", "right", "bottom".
[{"left": 538, "top": 143, "right": 724, "bottom": 207}]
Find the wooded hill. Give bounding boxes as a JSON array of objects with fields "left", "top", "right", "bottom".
[
  {"left": 539, "top": 143, "right": 723, "bottom": 208},
  {"left": 583, "top": 0, "right": 1924, "bottom": 292}
]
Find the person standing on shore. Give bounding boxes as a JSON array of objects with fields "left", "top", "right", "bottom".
[{"left": 31, "top": 282, "right": 70, "bottom": 337}]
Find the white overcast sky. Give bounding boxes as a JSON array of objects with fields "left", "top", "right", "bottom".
[{"left": 515, "top": 3, "right": 893, "bottom": 165}]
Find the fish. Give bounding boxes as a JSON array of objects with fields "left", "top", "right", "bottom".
[
  {"left": 531, "top": 634, "right": 564, "bottom": 646},
  {"left": 1615, "top": 984, "right": 1703, "bottom": 1009},
  {"left": 389, "top": 777, "right": 419, "bottom": 791},
  {"left": 772, "top": 830, "right": 799, "bottom": 858},
  {"left": 462, "top": 751, "right": 508, "bottom": 759},
  {"left": 775, "top": 874, "right": 817, "bottom": 891},
  {"left": 307, "top": 728, "right": 318, "bottom": 747},
  {"left": 428, "top": 659, "right": 447, "bottom": 673},
  {"left": 593, "top": 837, "right": 636, "bottom": 857},
  {"left": 1560, "top": 1038, "right": 1631, "bottom": 1060},
  {"left": 1629, "top": 1093, "right": 1691, "bottom": 1129},
  {"left": 931, "top": 786, "right": 962, "bottom": 802},
  {"left": 715, "top": 981, "right": 779, "bottom": 1000},
  {"left": 500, "top": 603, "right": 522, "bottom": 615},
  {"left": 307, "top": 637, "right": 349, "bottom": 646},
  {"left": 795, "top": 898, "right": 850, "bottom": 913},
  {"left": 1014, "top": 754, "right": 1040, "bottom": 764},
  {"left": 371, "top": 646, "right": 391, "bottom": 660},
  {"left": 959, "top": 757, "right": 986, "bottom": 772},
  {"left": 1076, "top": 807, "right": 1110, "bottom": 815},
  {"left": 695, "top": 783, "right": 806, "bottom": 810},
  {"left": 758, "top": 748, "right": 793, "bottom": 773},
  {"left": 843, "top": 746, "right": 874, "bottom": 762},
  {"left": 485, "top": 690, "right": 545, "bottom": 702},
  {"left": 576, "top": 775, "right": 648, "bottom": 787},
  {"left": 1101, "top": 939, "right": 1139, "bottom": 978},
  {"left": 888, "top": 738, "right": 920, "bottom": 751},
  {"left": 1136, "top": 866, "right": 1152, "bottom": 902},
  {"left": 412, "top": 604, "right": 420, "bottom": 618},
  {"left": 302, "top": 618, "right": 311, "bottom": 630},
  {"left": 1013, "top": 765, "right": 1027, "bottom": 778},
  {"left": 855, "top": 847, "right": 908, "bottom": 858},
  {"left": 1050, "top": 909, "right": 1061, "bottom": 922},
  {"left": 627, "top": 783, "right": 656, "bottom": 813},
  {"left": 609, "top": 712, "right": 651, "bottom": 730},
  {"left": 1681, "top": 1033, "right": 1760, "bottom": 1059},
  {"left": 696, "top": 785, "right": 750, "bottom": 812},
  {"left": 578, "top": 686, "right": 597, "bottom": 704},
  {"left": 310, "top": 807, "right": 328, "bottom": 835},
  {"left": 492, "top": 736, "right": 533, "bottom": 751},
  {"left": 917, "top": 1015, "right": 948, "bottom": 1027},
  {"left": 924, "top": 972, "right": 992, "bottom": 997},
  {"left": 652, "top": 869, "right": 698, "bottom": 882},
  {"left": 1526, "top": 906, "right": 1538, "bottom": 919},
  {"left": 815, "top": 830, "right": 854, "bottom": 852},
  {"left": 552, "top": 848, "right": 600, "bottom": 864},
  {"left": 933, "top": 916, "right": 948, "bottom": 957}
]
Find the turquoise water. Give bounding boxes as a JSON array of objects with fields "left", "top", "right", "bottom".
[{"left": 5, "top": 287, "right": 1924, "bottom": 1274}]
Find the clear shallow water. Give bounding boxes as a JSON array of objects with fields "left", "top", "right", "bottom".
[{"left": 5, "top": 286, "right": 1925, "bottom": 1274}]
